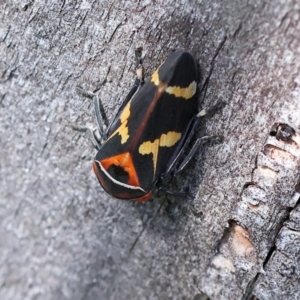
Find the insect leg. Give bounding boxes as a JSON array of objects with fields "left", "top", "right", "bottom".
[
  {"left": 158, "top": 187, "right": 187, "bottom": 198},
  {"left": 164, "top": 100, "right": 226, "bottom": 176},
  {"left": 74, "top": 49, "right": 146, "bottom": 149},
  {"left": 73, "top": 85, "right": 106, "bottom": 150},
  {"left": 197, "top": 100, "right": 226, "bottom": 119},
  {"left": 86, "top": 127, "right": 102, "bottom": 150},
  {"left": 69, "top": 124, "right": 102, "bottom": 150},
  {"left": 174, "top": 135, "right": 223, "bottom": 174},
  {"left": 93, "top": 94, "right": 107, "bottom": 140},
  {"left": 76, "top": 86, "right": 108, "bottom": 139}
]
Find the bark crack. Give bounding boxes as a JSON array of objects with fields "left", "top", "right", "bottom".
[{"left": 200, "top": 35, "right": 227, "bottom": 99}]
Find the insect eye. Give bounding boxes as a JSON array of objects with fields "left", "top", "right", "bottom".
[{"left": 107, "top": 164, "right": 129, "bottom": 184}]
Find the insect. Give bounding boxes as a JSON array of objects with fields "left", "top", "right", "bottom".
[{"left": 76, "top": 49, "right": 221, "bottom": 201}]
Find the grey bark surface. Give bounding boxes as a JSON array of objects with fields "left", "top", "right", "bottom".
[{"left": 1, "top": 1, "right": 300, "bottom": 300}]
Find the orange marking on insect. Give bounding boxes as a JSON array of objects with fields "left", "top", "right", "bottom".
[
  {"left": 100, "top": 152, "right": 140, "bottom": 186},
  {"left": 136, "top": 191, "right": 153, "bottom": 202}
]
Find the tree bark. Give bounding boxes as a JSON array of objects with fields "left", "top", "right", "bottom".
[{"left": 1, "top": 1, "right": 299, "bottom": 300}]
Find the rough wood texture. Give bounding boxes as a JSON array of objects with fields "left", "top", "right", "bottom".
[{"left": 1, "top": 1, "right": 299, "bottom": 300}]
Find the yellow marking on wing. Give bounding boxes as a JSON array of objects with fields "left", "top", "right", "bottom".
[
  {"left": 159, "top": 131, "right": 181, "bottom": 147},
  {"left": 120, "top": 102, "right": 131, "bottom": 123},
  {"left": 139, "top": 139, "right": 160, "bottom": 174},
  {"left": 151, "top": 69, "right": 160, "bottom": 86},
  {"left": 151, "top": 69, "right": 196, "bottom": 100},
  {"left": 107, "top": 103, "right": 131, "bottom": 144},
  {"left": 166, "top": 81, "right": 197, "bottom": 99},
  {"left": 138, "top": 131, "right": 182, "bottom": 175},
  {"left": 116, "top": 122, "right": 129, "bottom": 144},
  {"left": 151, "top": 69, "right": 167, "bottom": 93}
]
